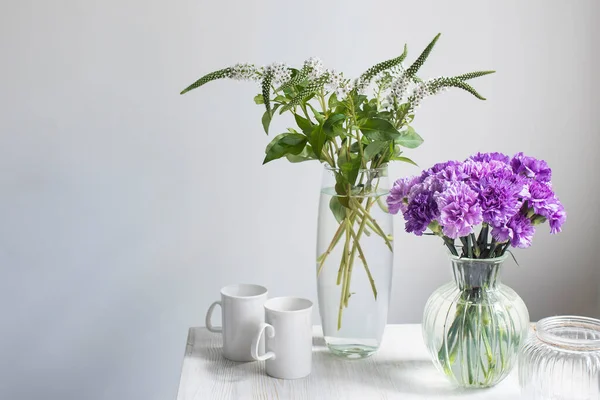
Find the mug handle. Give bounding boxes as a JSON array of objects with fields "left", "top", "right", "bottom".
[
  {"left": 251, "top": 323, "right": 276, "bottom": 361},
  {"left": 205, "top": 301, "right": 222, "bottom": 333}
]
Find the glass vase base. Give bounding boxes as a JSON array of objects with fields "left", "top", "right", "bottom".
[{"left": 324, "top": 337, "right": 379, "bottom": 359}]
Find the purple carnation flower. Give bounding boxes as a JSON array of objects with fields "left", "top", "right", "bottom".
[
  {"left": 547, "top": 201, "right": 567, "bottom": 234},
  {"left": 536, "top": 197, "right": 567, "bottom": 234},
  {"left": 389, "top": 153, "right": 565, "bottom": 244},
  {"left": 511, "top": 152, "right": 552, "bottom": 182},
  {"left": 511, "top": 216, "right": 534, "bottom": 247},
  {"left": 421, "top": 175, "right": 445, "bottom": 193},
  {"left": 463, "top": 160, "right": 513, "bottom": 183},
  {"left": 428, "top": 160, "right": 462, "bottom": 174},
  {"left": 478, "top": 175, "right": 523, "bottom": 225},
  {"left": 469, "top": 152, "right": 510, "bottom": 164},
  {"left": 492, "top": 213, "right": 535, "bottom": 248},
  {"left": 524, "top": 180, "right": 567, "bottom": 233},
  {"left": 403, "top": 190, "right": 439, "bottom": 236},
  {"left": 387, "top": 176, "right": 421, "bottom": 215},
  {"left": 527, "top": 180, "right": 554, "bottom": 214},
  {"left": 436, "top": 182, "right": 483, "bottom": 239}
]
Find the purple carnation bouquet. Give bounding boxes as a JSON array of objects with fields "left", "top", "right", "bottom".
[
  {"left": 388, "top": 152, "right": 566, "bottom": 386},
  {"left": 387, "top": 152, "right": 566, "bottom": 258}
]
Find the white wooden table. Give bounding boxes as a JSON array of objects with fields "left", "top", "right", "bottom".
[{"left": 176, "top": 324, "right": 520, "bottom": 399}]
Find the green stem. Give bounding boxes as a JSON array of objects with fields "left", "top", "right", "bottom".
[
  {"left": 346, "top": 95, "right": 365, "bottom": 168},
  {"left": 337, "top": 218, "right": 352, "bottom": 330},
  {"left": 318, "top": 91, "right": 328, "bottom": 116},
  {"left": 331, "top": 138, "right": 340, "bottom": 153},
  {"left": 477, "top": 224, "right": 489, "bottom": 255},
  {"left": 467, "top": 235, "right": 473, "bottom": 259},
  {"left": 317, "top": 220, "right": 346, "bottom": 276},
  {"left": 442, "top": 235, "right": 459, "bottom": 256},
  {"left": 351, "top": 199, "right": 393, "bottom": 251},
  {"left": 471, "top": 233, "right": 480, "bottom": 258},
  {"left": 347, "top": 208, "right": 377, "bottom": 300},
  {"left": 300, "top": 105, "right": 312, "bottom": 123},
  {"left": 327, "top": 142, "right": 336, "bottom": 168},
  {"left": 336, "top": 215, "right": 353, "bottom": 285},
  {"left": 459, "top": 236, "right": 468, "bottom": 257},
  {"left": 485, "top": 239, "right": 497, "bottom": 259},
  {"left": 343, "top": 220, "right": 358, "bottom": 308}
]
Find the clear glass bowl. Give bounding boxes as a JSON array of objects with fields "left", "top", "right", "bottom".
[{"left": 519, "top": 316, "right": 600, "bottom": 399}]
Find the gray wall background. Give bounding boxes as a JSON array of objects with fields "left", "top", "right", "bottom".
[{"left": 1, "top": 0, "right": 598, "bottom": 399}]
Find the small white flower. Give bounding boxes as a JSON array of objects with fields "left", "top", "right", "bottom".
[
  {"left": 230, "top": 63, "right": 259, "bottom": 81},
  {"left": 411, "top": 82, "right": 430, "bottom": 108},
  {"left": 267, "top": 62, "right": 292, "bottom": 85},
  {"left": 325, "top": 69, "right": 354, "bottom": 99},
  {"left": 353, "top": 77, "right": 368, "bottom": 95},
  {"left": 336, "top": 80, "right": 354, "bottom": 100},
  {"left": 388, "top": 73, "right": 410, "bottom": 102},
  {"left": 304, "top": 57, "right": 324, "bottom": 79}
]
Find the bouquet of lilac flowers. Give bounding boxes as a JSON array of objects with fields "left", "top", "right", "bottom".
[{"left": 387, "top": 152, "right": 566, "bottom": 258}]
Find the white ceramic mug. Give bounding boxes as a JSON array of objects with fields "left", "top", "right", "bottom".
[
  {"left": 250, "top": 297, "right": 313, "bottom": 379},
  {"left": 205, "top": 284, "right": 268, "bottom": 362}
]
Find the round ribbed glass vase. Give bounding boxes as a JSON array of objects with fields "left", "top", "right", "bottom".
[
  {"left": 422, "top": 254, "right": 529, "bottom": 387},
  {"left": 316, "top": 166, "right": 393, "bottom": 359},
  {"left": 519, "top": 316, "right": 600, "bottom": 399}
]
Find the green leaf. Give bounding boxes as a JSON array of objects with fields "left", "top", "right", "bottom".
[
  {"left": 180, "top": 67, "right": 232, "bottom": 95},
  {"left": 396, "top": 103, "right": 411, "bottom": 124},
  {"left": 263, "top": 133, "right": 307, "bottom": 164},
  {"left": 406, "top": 33, "right": 441, "bottom": 78},
  {"left": 294, "top": 113, "right": 314, "bottom": 134},
  {"left": 254, "top": 94, "right": 264, "bottom": 104},
  {"left": 390, "top": 156, "right": 419, "bottom": 166},
  {"left": 360, "top": 118, "right": 402, "bottom": 141},
  {"left": 306, "top": 103, "right": 325, "bottom": 123},
  {"left": 338, "top": 154, "right": 361, "bottom": 186},
  {"left": 308, "top": 124, "right": 327, "bottom": 160},
  {"left": 395, "top": 126, "right": 423, "bottom": 149},
  {"left": 363, "top": 141, "right": 389, "bottom": 161},
  {"left": 328, "top": 93, "right": 339, "bottom": 109},
  {"left": 323, "top": 113, "right": 346, "bottom": 137},
  {"left": 262, "top": 111, "right": 272, "bottom": 135},
  {"left": 329, "top": 197, "right": 347, "bottom": 223},
  {"left": 334, "top": 103, "right": 348, "bottom": 115},
  {"left": 261, "top": 104, "right": 280, "bottom": 135},
  {"left": 285, "top": 145, "right": 316, "bottom": 163}
]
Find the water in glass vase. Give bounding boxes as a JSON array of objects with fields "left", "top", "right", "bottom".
[
  {"left": 316, "top": 166, "right": 393, "bottom": 359},
  {"left": 422, "top": 255, "right": 529, "bottom": 387}
]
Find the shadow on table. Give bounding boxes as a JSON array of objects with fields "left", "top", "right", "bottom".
[
  {"left": 371, "top": 360, "right": 478, "bottom": 397},
  {"left": 193, "top": 330, "right": 262, "bottom": 384},
  {"left": 311, "top": 344, "right": 475, "bottom": 397}
]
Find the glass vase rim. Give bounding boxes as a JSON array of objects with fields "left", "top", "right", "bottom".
[
  {"left": 535, "top": 315, "right": 600, "bottom": 351},
  {"left": 323, "top": 165, "right": 388, "bottom": 174},
  {"left": 447, "top": 253, "right": 509, "bottom": 263}
]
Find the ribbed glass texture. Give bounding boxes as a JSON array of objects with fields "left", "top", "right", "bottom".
[
  {"left": 422, "top": 255, "right": 530, "bottom": 387},
  {"left": 519, "top": 316, "right": 600, "bottom": 399}
]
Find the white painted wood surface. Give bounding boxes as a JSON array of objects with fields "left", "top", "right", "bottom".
[{"left": 176, "top": 325, "right": 520, "bottom": 399}]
